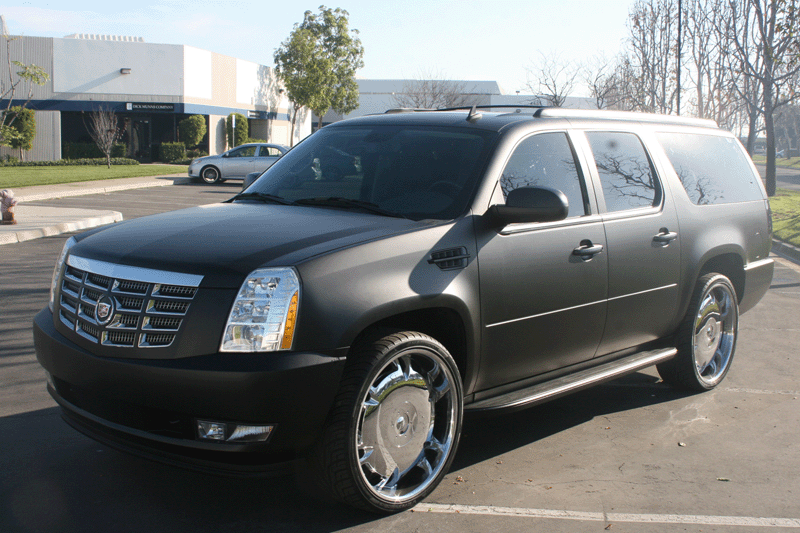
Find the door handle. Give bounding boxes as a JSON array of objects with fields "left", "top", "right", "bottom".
[
  {"left": 573, "top": 241, "right": 604, "bottom": 260},
  {"left": 653, "top": 228, "right": 678, "bottom": 245}
]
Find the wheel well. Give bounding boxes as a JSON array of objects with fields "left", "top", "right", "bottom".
[
  {"left": 699, "top": 253, "right": 745, "bottom": 301},
  {"left": 349, "top": 308, "right": 468, "bottom": 380}
]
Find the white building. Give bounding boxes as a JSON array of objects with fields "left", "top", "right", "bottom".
[{"left": 1, "top": 32, "right": 309, "bottom": 161}]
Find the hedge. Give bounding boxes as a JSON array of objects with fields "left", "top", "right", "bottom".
[
  {"left": 62, "top": 142, "right": 126, "bottom": 159},
  {"left": 0, "top": 158, "right": 140, "bottom": 167}
]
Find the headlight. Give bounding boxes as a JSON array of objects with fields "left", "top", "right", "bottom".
[
  {"left": 49, "top": 236, "right": 76, "bottom": 312},
  {"left": 220, "top": 267, "right": 300, "bottom": 352}
]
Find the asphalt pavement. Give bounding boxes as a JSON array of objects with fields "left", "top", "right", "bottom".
[{"left": 0, "top": 174, "right": 189, "bottom": 245}]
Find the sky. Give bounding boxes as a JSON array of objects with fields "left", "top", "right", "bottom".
[{"left": 2, "top": 0, "right": 635, "bottom": 96}]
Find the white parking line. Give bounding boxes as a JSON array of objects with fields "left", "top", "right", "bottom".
[{"left": 416, "top": 503, "right": 800, "bottom": 528}]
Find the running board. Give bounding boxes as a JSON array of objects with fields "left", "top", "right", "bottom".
[{"left": 465, "top": 347, "right": 677, "bottom": 412}]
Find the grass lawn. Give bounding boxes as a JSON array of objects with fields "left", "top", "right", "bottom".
[
  {"left": 770, "top": 189, "right": 800, "bottom": 247},
  {"left": 751, "top": 155, "right": 800, "bottom": 168},
  {"left": 0, "top": 164, "right": 186, "bottom": 189}
]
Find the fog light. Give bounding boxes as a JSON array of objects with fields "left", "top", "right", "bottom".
[
  {"left": 228, "top": 424, "right": 273, "bottom": 443},
  {"left": 197, "top": 421, "right": 227, "bottom": 440},
  {"left": 197, "top": 420, "right": 274, "bottom": 443}
]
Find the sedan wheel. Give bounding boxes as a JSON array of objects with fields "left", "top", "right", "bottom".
[{"left": 201, "top": 166, "right": 220, "bottom": 184}]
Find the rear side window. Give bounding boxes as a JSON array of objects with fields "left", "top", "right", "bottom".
[
  {"left": 657, "top": 132, "right": 764, "bottom": 205},
  {"left": 586, "top": 131, "right": 661, "bottom": 213}
]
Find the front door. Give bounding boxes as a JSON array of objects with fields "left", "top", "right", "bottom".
[
  {"left": 131, "top": 118, "right": 151, "bottom": 162},
  {"left": 476, "top": 131, "right": 608, "bottom": 391}
]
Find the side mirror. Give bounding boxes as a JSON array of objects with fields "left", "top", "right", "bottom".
[
  {"left": 242, "top": 171, "right": 262, "bottom": 191},
  {"left": 487, "top": 186, "right": 569, "bottom": 226}
]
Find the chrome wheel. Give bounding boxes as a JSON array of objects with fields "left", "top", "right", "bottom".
[
  {"left": 201, "top": 166, "right": 220, "bottom": 184},
  {"left": 356, "top": 349, "right": 458, "bottom": 503},
  {"left": 692, "top": 280, "right": 737, "bottom": 387},
  {"left": 657, "top": 273, "right": 739, "bottom": 391},
  {"left": 315, "top": 331, "right": 462, "bottom": 513}
]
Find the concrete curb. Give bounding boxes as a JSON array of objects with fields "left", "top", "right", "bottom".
[
  {"left": 16, "top": 176, "right": 192, "bottom": 202},
  {"left": 0, "top": 210, "right": 123, "bottom": 245},
  {"left": 773, "top": 239, "right": 800, "bottom": 265}
]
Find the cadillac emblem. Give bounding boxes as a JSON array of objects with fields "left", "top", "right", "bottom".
[{"left": 95, "top": 295, "right": 115, "bottom": 325}]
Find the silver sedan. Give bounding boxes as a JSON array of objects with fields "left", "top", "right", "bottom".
[{"left": 188, "top": 143, "right": 289, "bottom": 184}]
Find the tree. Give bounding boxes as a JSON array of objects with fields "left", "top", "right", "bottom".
[
  {"left": 226, "top": 113, "right": 248, "bottom": 148},
  {"left": 525, "top": 51, "right": 579, "bottom": 107},
  {"left": 726, "top": 0, "right": 800, "bottom": 196},
  {"left": 87, "top": 107, "right": 122, "bottom": 168},
  {"left": 178, "top": 115, "right": 207, "bottom": 149},
  {"left": 392, "top": 71, "right": 476, "bottom": 109},
  {"left": 274, "top": 6, "right": 364, "bottom": 139},
  {"left": 1, "top": 32, "right": 49, "bottom": 148},
  {"left": 3, "top": 106, "right": 35, "bottom": 160}
]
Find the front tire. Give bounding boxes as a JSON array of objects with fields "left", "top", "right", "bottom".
[
  {"left": 201, "top": 166, "right": 220, "bottom": 184},
  {"left": 315, "top": 331, "right": 463, "bottom": 513},
  {"left": 658, "top": 273, "right": 739, "bottom": 391}
]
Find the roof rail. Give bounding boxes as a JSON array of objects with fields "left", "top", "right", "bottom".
[
  {"left": 437, "top": 105, "right": 548, "bottom": 112},
  {"left": 384, "top": 108, "right": 435, "bottom": 114},
  {"left": 533, "top": 108, "right": 718, "bottom": 128}
]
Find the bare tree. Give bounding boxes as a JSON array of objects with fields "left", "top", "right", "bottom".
[
  {"left": 525, "top": 51, "right": 579, "bottom": 107},
  {"left": 87, "top": 107, "right": 123, "bottom": 168},
  {"left": 726, "top": 0, "right": 800, "bottom": 196},
  {"left": 623, "top": 0, "right": 680, "bottom": 114},
  {"left": 392, "top": 72, "right": 477, "bottom": 109},
  {"left": 584, "top": 54, "right": 625, "bottom": 109}
]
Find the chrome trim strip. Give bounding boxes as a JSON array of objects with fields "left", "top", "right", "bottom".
[
  {"left": 487, "top": 299, "right": 605, "bottom": 328},
  {"left": 744, "top": 258, "right": 774, "bottom": 271},
  {"left": 67, "top": 255, "right": 204, "bottom": 287},
  {"left": 486, "top": 284, "right": 678, "bottom": 328},
  {"left": 607, "top": 283, "right": 678, "bottom": 302}
]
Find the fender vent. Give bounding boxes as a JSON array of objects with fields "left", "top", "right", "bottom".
[{"left": 428, "top": 247, "right": 469, "bottom": 270}]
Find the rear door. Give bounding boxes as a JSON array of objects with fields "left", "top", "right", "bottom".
[{"left": 577, "top": 130, "right": 681, "bottom": 356}]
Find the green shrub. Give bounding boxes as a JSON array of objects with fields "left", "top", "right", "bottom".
[
  {"left": 178, "top": 115, "right": 207, "bottom": 148},
  {"left": 158, "top": 142, "right": 186, "bottom": 162},
  {"left": 187, "top": 149, "right": 208, "bottom": 159},
  {"left": 226, "top": 113, "right": 248, "bottom": 148},
  {"left": 247, "top": 138, "right": 268, "bottom": 144},
  {"left": 4, "top": 107, "right": 36, "bottom": 157}
]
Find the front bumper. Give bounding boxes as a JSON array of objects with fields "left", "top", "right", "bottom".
[{"left": 34, "top": 308, "right": 346, "bottom": 473}]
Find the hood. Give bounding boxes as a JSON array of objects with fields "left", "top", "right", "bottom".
[{"left": 71, "top": 203, "right": 425, "bottom": 288}]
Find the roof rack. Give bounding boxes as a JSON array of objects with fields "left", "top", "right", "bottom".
[
  {"left": 383, "top": 108, "right": 435, "bottom": 114},
  {"left": 533, "top": 108, "right": 718, "bottom": 128},
  {"left": 436, "top": 105, "right": 548, "bottom": 112}
]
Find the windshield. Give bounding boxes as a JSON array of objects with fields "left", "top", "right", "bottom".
[{"left": 244, "top": 124, "right": 497, "bottom": 220}]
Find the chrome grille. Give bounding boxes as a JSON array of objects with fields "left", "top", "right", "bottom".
[{"left": 58, "top": 256, "right": 203, "bottom": 349}]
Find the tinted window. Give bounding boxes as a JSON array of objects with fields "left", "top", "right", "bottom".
[
  {"left": 249, "top": 125, "right": 497, "bottom": 220},
  {"left": 500, "top": 132, "right": 587, "bottom": 217},
  {"left": 258, "top": 146, "right": 283, "bottom": 157},
  {"left": 657, "top": 132, "right": 764, "bottom": 205},
  {"left": 586, "top": 132, "right": 660, "bottom": 212}
]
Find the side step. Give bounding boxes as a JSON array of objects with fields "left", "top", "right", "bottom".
[{"left": 465, "top": 347, "right": 677, "bottom": 412}]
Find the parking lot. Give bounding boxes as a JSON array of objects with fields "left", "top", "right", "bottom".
[{"left": 2, "top": 182, "right": 800, "bottom": 532}]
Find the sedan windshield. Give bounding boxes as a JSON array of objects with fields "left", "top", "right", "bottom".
[{"left": 243, "top": 124, "right": 497, "bottom": 220}]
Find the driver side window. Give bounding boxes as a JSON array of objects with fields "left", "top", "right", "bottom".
[{"left": 500, "top": 132, "right": 588, "bottom": 218}]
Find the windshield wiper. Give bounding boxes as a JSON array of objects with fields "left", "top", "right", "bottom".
[
  {"left": 230, "top": 192, "right": 295, "bottom": 205},
  {"left": 294, "top": 197, "right": 409, "bottom": 219}
]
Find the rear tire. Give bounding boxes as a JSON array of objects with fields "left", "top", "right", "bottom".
[
  {"left": 314, "top": 331, "right": 463, "bottom": 513},
  {"left": 657, "top": 273, "right": 739, "bottom": 391}
]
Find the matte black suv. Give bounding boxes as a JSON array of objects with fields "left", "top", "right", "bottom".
[{"left": 34, "top": 108, "right": 774, "bottom": 513}]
